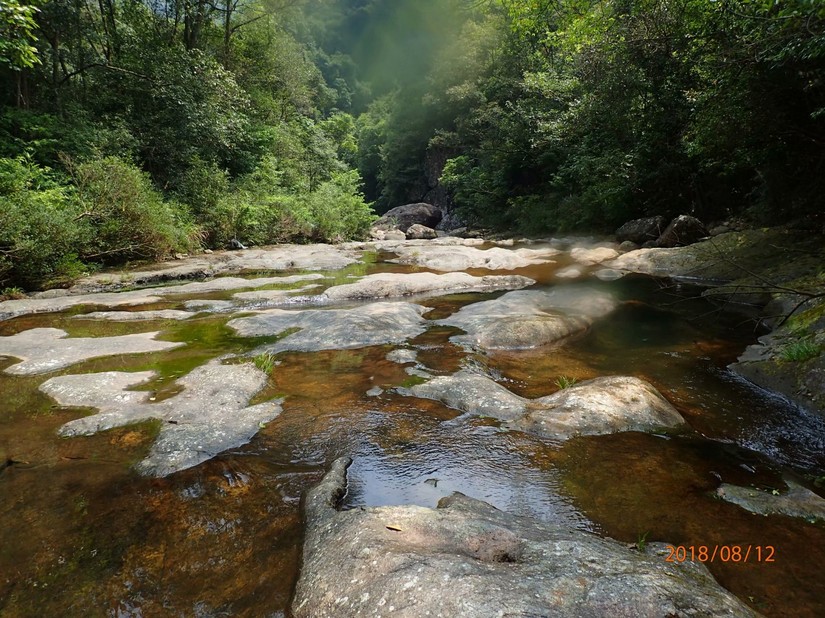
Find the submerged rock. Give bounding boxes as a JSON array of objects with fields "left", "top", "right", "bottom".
[
  {"left": 437, "top": 287, "right": 617, "bottom": 351},
  {"left": 41, "top": 361, "right": 281, "bottom": 476},
  {"left": 322, "top": 272, "right": 534, "bottom": 301},
  {"left": 717, "top": 480, "right": 825, "bottom": 522},
  {"left": 292, "top": 457, "right": 759, "bottom": 618},
  {"left": 389, "top": 245, "right": 558, "bottom": 272},
  {"left": 555, "top": 265, "right": 585, "bottom": 279},
  {"left": 406, "top": 371, "right": 685, "bottom": 439},
  {"left": 0, "top": 328, "right": 184, "bottom": 375},
  {"left": 227, "top": 302, "right": 429, "bottom": 353}
]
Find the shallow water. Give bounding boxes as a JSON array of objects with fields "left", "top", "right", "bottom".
[{"left": 1, "top": 246, "right": 824, "bottom": 617}]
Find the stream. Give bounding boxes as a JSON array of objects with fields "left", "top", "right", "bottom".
[{"left": 1, "top": 240, "right": 824, "bottom": 617}]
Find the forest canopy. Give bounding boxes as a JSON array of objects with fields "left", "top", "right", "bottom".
[{"left": 1, "top": 0, "right": 823, "bottom": 289}]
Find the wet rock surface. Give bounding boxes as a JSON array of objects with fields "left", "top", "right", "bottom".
[
  {"left": 321, "top": 272, "right": 534, "bottom": 301},
  {"left": 292, "top": 457, "right": 760, "bottom": 618},
  {"left": 0, "top": 328, "right": 184, "bottom": 375},
  {"left": 227, "top": 302, "right": 429, "bottom": 353},
  {"left": 41, "top": 362, "right": 281, "bottom": 476},
  {"left": 437, "top": 288, "right": 617, "bottom": 351},
  {"left": 406, "top": 371, "right": 685, "bottom": 439},
  {"left": 717, "top": 480, "right": 825, "bottom": 522}
]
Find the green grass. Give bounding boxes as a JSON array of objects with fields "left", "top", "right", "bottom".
[
  {"left": 779, "top": 339, "right": 821, "bottom": 362},
  {"left": 253, "top": 352, "right": 278, "bottom": 374},
  {"left": 0, "top": 287, "right": 26, "bottom": 300},
  {"left": 554, "top": 375, "right": 578, "bottom": 389}
]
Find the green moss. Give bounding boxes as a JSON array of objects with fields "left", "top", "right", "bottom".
[{"left": 400, "top": 375, "right": 428, "bottom": 388}]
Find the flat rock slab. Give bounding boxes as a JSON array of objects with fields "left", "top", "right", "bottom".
[
  {"left": 292, "top": 458, "right": 759, "bottom": 618},
  {"left": 717, "top": 481, "right": 825, "bottom": 522},
  {"left": 232, "top": 283, "right": 324, "bottom": 302},
  {"left": 41, "top": 362, "right": 281, "bottom": 476},
  {"left": 0, "top": 328, "right": 184, "bottom": 375},
  {"left": 407, "top": 372, "right": 684, "bottom": 439},
  {"left": 388, "top": 245, "right": 558, "bottom": 272},
  {"left": 227, "top": 302, "right": 429, "bottom": 353},
  {"left": 437, "top": 287, "right": 617, "bottom": 351},
  {"left": 322, "top": 272, "right": 534, "bottom": 301},
  {"left": 0, "top": 274, "right": 327, "bottom": 322},
  {"left": 345, "top": 236, "right": 486, "bottom": 250},
  {"left": 69, "top": 245, "right": 358, "bottom": 291},
  {"left": 72, "top": 310, "right": 196, "bottom": 321}
]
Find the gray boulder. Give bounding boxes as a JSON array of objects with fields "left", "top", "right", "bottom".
[
  {"left": 656, "top": 215, "right": 708, "bottom": 248},
  {"left": 437, "top": 288, "right": 616, "bottom": 351},
  {"left": 406, "top": 371, "right": 685, "bottom": 439},
  {"left": 616, "top": 216, "right": 667, "bottom": 244},
  {"left": 373, "top": 203, "right": 442, "bottom": 233},
  {"left": 404, "top": 223, "right": 438, "bottom": 240},
  {"left": 292, "top": 457, "right": 760, "bottom": 618}
]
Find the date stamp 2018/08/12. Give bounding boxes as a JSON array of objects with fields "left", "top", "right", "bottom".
[{"left": 665, "top": 545, "right": 776, "bottom": 563}]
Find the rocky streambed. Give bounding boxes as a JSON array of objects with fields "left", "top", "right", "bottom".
[{"left": 0, "top": 232, "right": 824, "bottom": 616}]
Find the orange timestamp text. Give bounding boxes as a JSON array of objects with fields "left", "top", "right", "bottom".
[{"left": 665, "top": 545, "right": 776, "bottom": 563}]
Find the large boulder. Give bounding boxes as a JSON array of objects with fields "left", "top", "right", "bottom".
[
  {"left": 437, "top": 288, "right": 616, "bottom": 351},
  {"left": 292, "top": 458, "right": 760, "bottom": 618},
  {"left": 656, "top": 215, "right": 708, "bottom": 247},
  {"left": 406, "top": 371, "right": 685, "bottom": 439},
  {"left": 404, "top": 223, "right": 438, "bottom": 240},
  {"left": 373, "top": 203, "right": 442, "bottom": 233},
  {"left": 615, "top": 216, "right": 667, "bottom": 244}
]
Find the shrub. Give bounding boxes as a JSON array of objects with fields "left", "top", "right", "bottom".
[
  {"left": 0, "top": 156, "right": 85, "bottom": 288},
  {"left": 304, "top": 170, "right": 376, "bottom": 242},
  {"left": 71, "top": 156, "right": 202, "bottom": 263}
]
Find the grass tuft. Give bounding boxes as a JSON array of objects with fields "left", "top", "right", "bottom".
[{"left": 554, "top": 375, "right": 578, "bottom": 389}]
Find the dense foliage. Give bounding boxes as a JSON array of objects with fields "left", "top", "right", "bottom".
[
  {"left": 1, "top": 0, "right": 823, "bottom": 288},
  {"left": 362, "top": 0, "right": 825, "bottom": 231}
]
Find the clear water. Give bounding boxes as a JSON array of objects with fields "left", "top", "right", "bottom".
[{"left": 1, "top": 248, "right": 823, "bottom": 617}]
